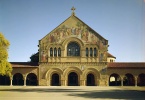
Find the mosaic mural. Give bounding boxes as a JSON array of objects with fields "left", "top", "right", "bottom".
[
  {"left": 47, "top": 22, "right": 105, "bottom": 45},
  {"left": 40, "top": 22, "right": 108, "bottom": 62}
]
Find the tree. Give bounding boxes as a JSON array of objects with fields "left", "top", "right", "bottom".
[
  {"left": 0, "top": 33, "right": 12, "bottom": 76},
  {"left": 30, "top": 52, "right": 39, "bottom": 62}
]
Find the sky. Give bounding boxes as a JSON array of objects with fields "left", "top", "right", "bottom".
[{"left": 0, "top": 0, "right": 145, "bottom": 62}]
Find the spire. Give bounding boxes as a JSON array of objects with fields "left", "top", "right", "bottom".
[{"left": 71, "top": 6, "right": 76, "bottom": 16}]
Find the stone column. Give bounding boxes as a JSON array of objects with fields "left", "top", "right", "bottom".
[
  {"left": 23, "top": 75, "right": 27, "bottom": 86},
  {"left": 135, "top": 76, "right": 138, "bottom": 87},
  {"left": 121, "top": 77, "right": 124, "bottom": 86},
  {"left": 10, "top": 76, "right": 13, "bottom": 86}
]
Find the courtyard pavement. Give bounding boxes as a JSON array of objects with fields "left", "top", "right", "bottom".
[{"left": 0, "top": 86, "right": 145, "bottom": 100}]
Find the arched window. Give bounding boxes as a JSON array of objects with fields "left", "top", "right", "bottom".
[
  {"left": 67, "top": 42, "right": 80, "bottom": 56},
  {"left": 94, "top": 48, "right": 97, "bottom": 57},
  {"left": 90, "top": 48, "right": 93, "bottom": 57},
  {"left": 86, "top": 48, "right": 88, "bottom": 57},
  {"left": 54, "top": 48, "right": 57, "bottom": 57},
  {"left": 58, "top": 48, "right": 61, "bottom": 57},
  {"left": 50, "top": 48, "right": 53, "bottom": 57}
]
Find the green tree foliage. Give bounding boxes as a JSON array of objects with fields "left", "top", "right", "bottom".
[
  {"left": 30, "top": 52, "right": 39, "bottom": 62},
  {"left": 0, "top": 33, "right": 12, "bottom": 76}
]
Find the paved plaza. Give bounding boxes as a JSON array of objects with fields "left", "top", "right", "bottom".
[{"left": 0, "top": 86, "right": 145, "bottom": 100}]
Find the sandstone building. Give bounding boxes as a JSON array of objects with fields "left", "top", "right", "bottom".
[{"left": 0, "top": 8, "right": 145, "bottom": 86}]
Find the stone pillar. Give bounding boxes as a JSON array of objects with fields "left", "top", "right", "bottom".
[
  {"left": 83, "top": 80, "right": 86, "bottom": 86},
  {"left": 135, "top": 76, "right": 138, "bottom": 87},
  {"left": 97, "top": 79, "right": 100, "bottom": 86},
  {"left": 61, "top": 49, "right": 64, "bottom": 57},
  {"left": 24, "top": 75, "right": 26, "bottom": 86},
  {"left": 47, "top": 79, "right": 51, "bottom": 86},
  {"left": 10, "top": 76, "right": 13, "bottom": 86},
  {"left": 121, "top": 77, "right": 124, "bottom": 86},
  {"left": 80, "top": 80, "right": 86, "bottom": 86},
  {"left": 48, "top": 49, "right": 50, "bottom": 57},
  {"left": 61, "top": 80, "right": 66, "bottom": 86}
]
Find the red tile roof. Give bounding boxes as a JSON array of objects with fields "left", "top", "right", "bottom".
[
  {"left": 108, "top": 62, "right": 145, "bottom": 68},
  {"left": 10, "top": 62, "right": 38, "bottom": 67},
  {"left": 107, "top": 52, "right": 116, "bottom": 58}
]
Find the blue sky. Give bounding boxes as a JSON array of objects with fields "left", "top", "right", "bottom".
[{"left": 0, "top": 0, "right": 145, "bottom": 62}]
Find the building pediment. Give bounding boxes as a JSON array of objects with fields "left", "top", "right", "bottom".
[{"left": 40, "top": 14, "right": 108, "bottom": 48}]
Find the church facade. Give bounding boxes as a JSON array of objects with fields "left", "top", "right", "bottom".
[{"left": 0, "top": 8, "right": 145, "bottom": 86}]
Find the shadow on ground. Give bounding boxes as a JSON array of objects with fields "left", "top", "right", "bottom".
[
  {"left": 0, "top": 87, "right": 145, "bottom": 100},
  {"left": 68, "top": 90, "right": 145, "bottom": 100}
]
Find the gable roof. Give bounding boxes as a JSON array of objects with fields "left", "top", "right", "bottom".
[{"left": 40, "top": 14, "right": 108, "bottom": 43}]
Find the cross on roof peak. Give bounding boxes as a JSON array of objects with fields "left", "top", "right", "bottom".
[{"left": 71, "top": 6, "right": 76, "bottom": 16}]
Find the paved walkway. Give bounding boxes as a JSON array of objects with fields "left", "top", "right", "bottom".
[{"left": 0, "top": 86, "right": 145, "bottom": 100}]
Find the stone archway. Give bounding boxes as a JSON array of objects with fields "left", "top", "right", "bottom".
[
  {"left": 26, "top": 73, "right": 38, "bottom": 86},
  {"left": 137, "top": 73, "right": 145, "bottom": 86},
  {"left": 123, "top": 73, "right": 135, "bottom": 86},
  {"left": 86, "top": 73, "right": 95, "bottom": 86},
  {"left": 0, "top": 75, "right": 10, "bottom": 85},
  {"left": 13, "top": 73, "right": 24, "bottom": 86},
  {"left": 63, "top": 67, "right": 82, "bottom": 86},
  {"left": 68, "top": 72, "right": 78, "bottom": 86},
  {"left": 45, "top": 68, "right": 63, "bottom": 86},
  {"left": 83, "top": 68, "right": 100, "bottom": 86},
  {"left": 51, "top": 73, "right": 60, "bottom": 86},
  {"left": 109, "top": 73, "right": 121, "bottom": 86}
]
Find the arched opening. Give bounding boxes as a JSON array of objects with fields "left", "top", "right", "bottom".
[
  {"left": 51, "top": 73, "right": 60, "bottom": 86},
  {"left": 123, "top": 73, "right": 135, "bottom": 86},
  {"left": 94, "top": 48, "right": 97, "bottom": 57},
  {"left": 90, "top": 48, "right": 93, "bottom": 57},
  {"left": 68, "top": 72, "right": 78, "bottom": 86},
  {"left": 50, "top": 47, "right": 53, "bottom": 57},
  {"left": 137, "top": 73, "right": 145, "bottom": 86},
  {"left": 58, "top": 48, "right": 61, "bottom": 57},
  {"left": 54, "top": 48, "right": 57, "bottom": 57},
  {"left": 86, "top": 48, "right": 88, "bottom": 57},
  {"left": 26, "top": 73, "right": 38, "bottom": 86},
  {"left": 0, "top": 75, "right": 10, "bottom": 85},
  {"left": 109, "top": 73, "right": 121, "bottom": 86},
  {"left": 13, "top": 73, "right": 24, "bottom": 86},
  {"left": 67, "top": 42, "right": 80, "bottom": 56},
  {"left": 86, "top": 73, "right": 95, "bottom": 86}
]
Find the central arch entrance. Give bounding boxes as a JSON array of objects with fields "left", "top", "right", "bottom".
[
  {"left": 51, "top": 73, "right": 60, "bottom": 86},
  {"left": 68, "top": 72, "right": 78, "bottom": 86},
  {"left": 87, "top": 73, "right": 95, "bottom": 86}
]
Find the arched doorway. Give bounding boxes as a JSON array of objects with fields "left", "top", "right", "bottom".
[
  {"left": 51, "top": 73, "right": 60, "bottom": 86},
  {"left": 68, "top": 72, "right": 78, "bottom": 86},
  {"left": 0, "top": 75, "right": 10, "bottom": 85},
  {"left": 26, "top": 73, "right": 38, "bottom": 86},
  {"left": 123, "top": 73, "right": 135, "bottom": 86},
  {"left": 137, "top": 73, "right": 145, "bottom": 86},
  {"left": 13, "top": 73, "right": 24, "bottom": 86},
  {"left": 109, "top": 73, "right": 121, "bottom": 86},
  {"left": 86, "top": 73, "right": 95, "bottom": 86}
]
